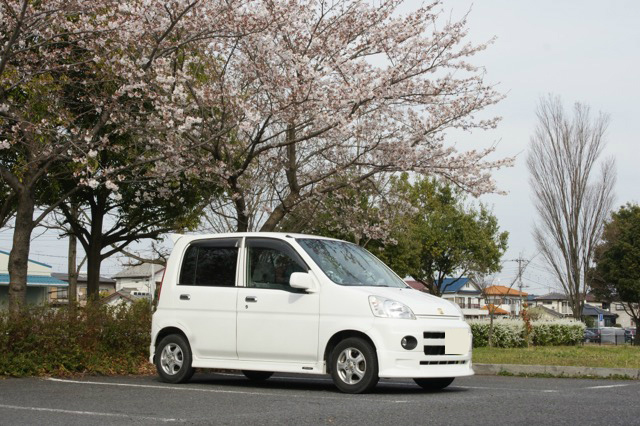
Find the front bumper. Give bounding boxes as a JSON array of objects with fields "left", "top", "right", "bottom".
[{"left": 370, "top": 317, "right": 474, "bottom": 378}]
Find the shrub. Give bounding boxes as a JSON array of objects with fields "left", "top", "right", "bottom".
[
  {"left": 0, "top": 301, "right": 153, "bottom": 377},
  {"left": 469, "top": 319, "right": 585, "bottom": 348}
]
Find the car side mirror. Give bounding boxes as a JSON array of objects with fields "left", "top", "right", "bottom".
[{"left": 289, "top": 272, "right": 317, "bottom": 293}]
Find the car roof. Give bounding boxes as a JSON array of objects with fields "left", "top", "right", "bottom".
[{"left": 171, "top": 232, "right": 343, "bottom": 245}]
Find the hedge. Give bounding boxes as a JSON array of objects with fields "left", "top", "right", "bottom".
[
  {"left": 469, "top": 319, "right": 585, "bottom": 348},
  {"left": 0, "top": 301, "right": 153, "bottom": 377}
]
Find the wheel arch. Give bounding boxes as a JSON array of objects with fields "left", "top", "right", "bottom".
[
  {"left": 154, "top": 326, "right": 191, "bottom": 362},
  {"left": 323, "top": 330, "right": 377, "bottom": 374}
]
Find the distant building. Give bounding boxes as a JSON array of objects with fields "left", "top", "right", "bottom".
[
  {"left": 405, "top": 277, "right": 488, "bottom": 319},
  {"left": 532, "top": 292, "right": 571, "bottom": 316},
  {"left": 101, "top": 287, "right": 151, "bottom": 307},
  {"left": 437, "top": 278, "right": 487, "bottom": 320},
  {"left": 482, "top": 285, "right": 528, "bottom": 317},
  {"left": 50, "top": 272, "right": 116, "bottom": 304},
  {"left": 0, "top": 249, "right": 67, "bottom": 307},
  {"left": 114, "top": 263, "right": 165, "bottom": 294}
]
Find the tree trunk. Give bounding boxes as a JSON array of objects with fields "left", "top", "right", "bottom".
[
  {"left": 635, "top": 323, "right": 640, "bottom": 347},
  {"left": 488, "top": 312, "right": 495, "bottom": 348},
  {"left": 85, "top": 200, "right": 104, "bottom": 301},
  {"left": 67, "top": 203, "right": 79, "bottom": 304},
  {"left": 85, "top": 242, "right": 102, "bottom": 301},
  {"left": 8, "top": 190, "right": 35, "bottom": 313}
]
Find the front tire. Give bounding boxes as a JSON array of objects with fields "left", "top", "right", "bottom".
[
  {"left": 242, "top": 370, "right": 274, "bottom": 381},
  {"left": 330, "top": 337, "right": 379, "bottom": 394},
  {"left": 155, "top": 334, "right": 195, "bottom": 384},
  {"left": 413, "top": 377, "right": 455, "bottom": 391}
]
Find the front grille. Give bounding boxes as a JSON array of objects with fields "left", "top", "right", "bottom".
[
  {"left": 420, "top": 360, "right": 467, "bottom": 365},
  {"left": 423, "top": 332, "right": 445, "bottom": 339},
  {"left": 424, "top": 345, "right": 445, "bottom": 355}
]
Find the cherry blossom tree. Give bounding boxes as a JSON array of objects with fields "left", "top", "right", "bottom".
[
  {"left": 0, "top": 0, "right": 254, "bottom": 311},
  {"left": 188, "top": 0, "right": 511, "bottom": 232}
]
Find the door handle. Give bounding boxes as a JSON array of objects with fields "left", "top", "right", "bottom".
[
  {"left": 245, "top": 296, "right": 258, "bottom": 303},
  {"left": 180, "top": 294, "right": 191, "bottom": 301}
]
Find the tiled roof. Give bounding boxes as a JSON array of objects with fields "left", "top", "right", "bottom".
[
  {"left": 0, "top": 274, "right": 68, "bottom": 287},
  {"left": 405, "top": 277, "right": 480, "bottom": 294},
  {"left": 535, "top": 292, "right": 567, "bottom": 301},
  {"left": 582, "top": 304, "right": 617, "bottom": 318},
  {"left": 439, "top": 278, "right": 478, "bottom": 294},
  {"left": 113, "top": 263, "right": 165, "bottom": 279},
  {"left": 481, "top": 304, "right": 509, "bottom": 315},
  {"left": 484, "top": 285, "right": 528, "bottom": 297},
  {"left": 405, "top": 280, "right": 428, "bottom": 292},
  {"left": 51, "top": 272, "right": 115, "bottom": 284}
]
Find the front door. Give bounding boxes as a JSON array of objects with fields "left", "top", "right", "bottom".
[{"left": 236, "top": 238, "right": 320, "bottom": 363}]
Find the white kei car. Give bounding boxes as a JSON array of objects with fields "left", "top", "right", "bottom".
[{"left": 150, "top": 233, "right": 473, "bottom": 393}]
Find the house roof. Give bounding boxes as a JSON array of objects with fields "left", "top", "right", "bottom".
[
  {"left": 100, "top": 287, "right": 150, "bottom": 304},
  {"left": 484, "top": 285, "right": 528, "bottom": 297},
  {"left": 535, "top": 292, "right": 567, "bottom": 301},
  {"left": 404, "top": 277, "right": 481, "bottom": 294},
  {"left": 0, "top": 274, "right": 68, "bottom": 287},
  {"left": 52, "top": 272, "right": 115, "bottom": 285},
  {"left": 529, "top": 305, "right": 564, "bottom": 318},
  {"left": 582, "top": 304, "right": 617, "bottom": 318},
  {"left": 0, "top": 249, "right": 52, "bottom": 268},
  {"left": 405, "top": 280, "right": 428, "bottom": 292},
  {"left": 113, "top": 263, "right": 165, "bottom": 279},
  {"left": 481, "top": 304, "right": 509, "bottom": 315},
  {"left": 439, "top": 278, "right": 480, "bottom": 294}
]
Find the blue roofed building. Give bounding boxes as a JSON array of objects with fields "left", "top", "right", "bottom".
[
  {"left": 0, "top": 249, "right": 68, "bottom": 307},
  {"left": 406, "top": 277, "right": 487, "bottom": 320},
  {"left": 438, "top": 277, "right": 487, "bottom": 320}
]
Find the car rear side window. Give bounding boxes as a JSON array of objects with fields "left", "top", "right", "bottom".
[{"left": 179, "top": 238, "right": 240, "bottom": 287}]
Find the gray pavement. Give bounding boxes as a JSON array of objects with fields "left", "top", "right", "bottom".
[{"left": 1, "top": 372, "right": 640, "bottom": 425}]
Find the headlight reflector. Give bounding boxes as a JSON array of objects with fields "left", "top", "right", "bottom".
[{"left": 369, "top": 295, "right": 416, "bottom": 319}]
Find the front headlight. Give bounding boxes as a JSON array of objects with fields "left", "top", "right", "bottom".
[{"left": 369, "top": 295, "right": 416, "bottom": 319}]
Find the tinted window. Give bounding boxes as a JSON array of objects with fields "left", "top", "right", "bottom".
[
  {"left": 179, "top": 239, "right": 239, "bottom": 287},
  {"left": 246, "top": 239, "right": 307, "bottom": 291}
]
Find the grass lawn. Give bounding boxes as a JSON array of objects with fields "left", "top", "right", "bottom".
[{"left": 473, "top": 345, "right": 640, "bottom": 369}]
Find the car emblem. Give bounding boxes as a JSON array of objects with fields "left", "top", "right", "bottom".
[{"left": 437, "top": 308, "right": 444, "bottom": 315}]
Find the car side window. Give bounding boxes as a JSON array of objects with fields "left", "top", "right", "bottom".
[
  {"left": 179, "top": 238, "right": 240, "bottom": 287},
  {"left": 246, "top": 238, "right": 307, "bottom": 291}
]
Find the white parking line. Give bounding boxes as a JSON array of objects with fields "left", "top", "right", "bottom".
[
  {"left": 451, "top": 385, "right": 559, "bottom": 393},
  {"left": 46, "top": 378, "right": 406, "bottom": 402},
  {"left": 585, "top": 384, "right": 632, "bottom": 390},
  {"left": 0, "top": 403, "right": 181, "bottom": 422}
]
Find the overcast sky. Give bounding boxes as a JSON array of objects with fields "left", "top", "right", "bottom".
[
  {"left": 426, "top": 0, "right": 640, "bottom": 293},
  {"left": 2, "top": 1, "right": 639, "bottom": 294}
]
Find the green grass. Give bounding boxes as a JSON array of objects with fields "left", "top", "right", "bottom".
[{"left": 473, "top": 345, "right": 640, "bottom": 369}]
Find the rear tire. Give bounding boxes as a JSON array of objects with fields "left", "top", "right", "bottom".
[
  {"left": 330, "top": 337, "right": 379, "bottom": 394},
  {"left": 413, "top": 377, "right": 455, "bottom": 391},
  {"left": 242, "top": 370, "right": 274, "bottom": 381},
  {"left": 155, "top": 334, "right": 195, "bottom": 384}
]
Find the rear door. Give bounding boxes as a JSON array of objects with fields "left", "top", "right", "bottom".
[
  {"left": 236, "top": 238, "right": 320, "bottom": 363},
  {"left": 176, "top": 238, "right": 240, "bottom": 359}
]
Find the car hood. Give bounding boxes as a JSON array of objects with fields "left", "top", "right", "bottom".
[{"left": 350, "top": 286, "right": 462, "bottom": 317}]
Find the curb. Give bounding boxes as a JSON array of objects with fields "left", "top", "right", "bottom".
[{"left": 474, "top": 363, "right": 640, "bottom": 379}]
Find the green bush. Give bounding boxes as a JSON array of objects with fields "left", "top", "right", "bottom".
[
  {"left": 0, "top": 301, "right": 153, "bottom": 377},
  {"left": 469, "top": 319, "right": 585, "bottom": 348}
]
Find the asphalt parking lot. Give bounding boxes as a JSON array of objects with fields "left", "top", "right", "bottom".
[{"left": 1, "top": 372, "right": 639, "bottom": 425}]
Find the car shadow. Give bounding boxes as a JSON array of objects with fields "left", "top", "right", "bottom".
[{"left": 171, "top": 371, "right": 469, "bottom": 395}]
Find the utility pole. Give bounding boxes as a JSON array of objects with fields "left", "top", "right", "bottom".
[{"left": 504, "top": 255, "right": 531, "bottom": 316}]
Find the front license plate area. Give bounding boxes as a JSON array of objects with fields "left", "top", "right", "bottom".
[{"left": 445, "top": 329, "right": 468, "bottom": 355}]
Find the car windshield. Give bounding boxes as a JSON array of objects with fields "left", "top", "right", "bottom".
[{"left": 296, "top": 238, "right": 408, "bottom": 288}]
